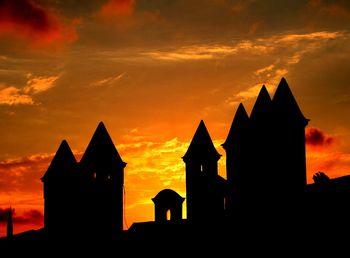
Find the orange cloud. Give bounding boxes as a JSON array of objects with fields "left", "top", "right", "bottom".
[
  {"left": 0, "top": 73, "right": 60, "bottom": 106},
  {"left": 0, "top": 86, "right": 34, "bottom": 105},
  {"left": 306, "top": 148, "right": 350, "bottom": 183},
  {"left": 23, "top": 74, "right": 59, "bottom": 95},
  {"left": 0, "top": 0, "right": 78, "bottom": 47},
  {"left": 98, "top": 0, "right": 135, "bottom": 18},
  {"left": 90, "top": 72, "right": 125, "bottom": 87}
]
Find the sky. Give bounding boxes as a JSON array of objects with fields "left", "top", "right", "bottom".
[{"left": 0, "top": 0, "right": 350, "bottom": 236}]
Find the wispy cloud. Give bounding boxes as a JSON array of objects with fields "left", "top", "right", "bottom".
[
  {"left": 0, "top": 74, "right": 60, "bottom": 106},
  {"left": 144, "top": 31, "right": 344, "bottom": 63},
  {"left": 224, "top": 31, "right": 345, "bottom": 105},
  {"left": 0, "top": 86, "right": 34, "bottom": 105},
  {"left": 226, "top": 71, "right": 287, "bottom": 106},
  {"left": 255, "top": 64, "right": 275, "bottom": 76},
  {"left": 90, "top": 72, "right": 125, "bottom": 87},
  {"left": 23, "top": 74, "right": 59, "bottom": 95},
  {"left": 145, "top": 45, "right": 238, "bottom": 61},
  {"left": 265, "top": 31, "right": 343, "bottom": 43}
]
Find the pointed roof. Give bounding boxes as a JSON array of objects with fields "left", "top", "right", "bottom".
[
  {"left": 80, "top": 122, "right": 126, "bottom": 169},
  {"left": 41, "top": 140, "right": 77, "bottom": 182},
  {"left": 250, "top": 85, "right": 272, "bottom": 123},
  {"left": 222, "top": 103, "right": 249, "bottom": 149},
  {"left": 182, "top": 120, "right": 221, "bottom": 162},
  {"left": 272, "top": 78, "right": 308, "bottom": 124}
]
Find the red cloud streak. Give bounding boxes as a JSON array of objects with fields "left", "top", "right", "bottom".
[{"left": 0, "top": 0, "right": 78, "bottom": 47}]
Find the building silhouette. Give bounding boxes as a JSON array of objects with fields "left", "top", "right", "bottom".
[
  {"left": 152, "top": 189, "right": 185, "bottom": 222},
  {"left": 182, "top": 120, "right": 226, "bottom": 223},
  {"left": 41, "top": 140, "right": 78, "bottom": 235},
  {"left": 222, "top": 78, "right": 309, "bottom": 219},
  {"left": 2, "top": 77, "right": 350, "bottom": 248},
  {"left": 41, "top": 122, "right": 125, "bottom": 238}
]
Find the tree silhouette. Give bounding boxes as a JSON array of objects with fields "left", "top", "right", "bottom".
[{"left": 313, "top": 171, "right": 330, "bottom": 185}]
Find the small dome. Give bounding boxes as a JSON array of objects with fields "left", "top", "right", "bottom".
[{"left": 152, "top": 189, "right": 185, "bottom": 205}]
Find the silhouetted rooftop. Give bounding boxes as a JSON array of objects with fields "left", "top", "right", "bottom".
[
  {"left": 80, "top": 121, "right": 126, "bottom": 169},
  {"left": 182, "top": 120, "right": 221, "bottom": 162},
  {"left": 272, "top": 78, "right": 309, "bottom": 124},
  {"left": 222, "top": 103, "right": 249, "bottom": 148},
  {"left": 41, "top": 140, "right": 77, "bottom": 181},
  {"left": 250, "top": 85, "right": 272, "bottom": 123},
  {"left": 152, "top": 189, "right": 185, "bottom": 205}
]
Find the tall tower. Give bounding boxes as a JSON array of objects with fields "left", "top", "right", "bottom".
[
  {"left": 41, "top": 140, "right": 78, "bottom": 234},
  {"left": 7, "top": 207, "right": 13, "bottom": 238},
  {"left": 79, "top": 122, "right": 126, "bottom": 236},
  {"left": 271, "top": 78, "right": 309, "bottom": 196},
  {"left": 222, "top": 103, "right": 250, "bottom": 214},
  {"left": 183, "top": 120, "right": 225, "bottom": 223},
  {"left": 249, "top": 85, "right": 275, "bottom": 204}
]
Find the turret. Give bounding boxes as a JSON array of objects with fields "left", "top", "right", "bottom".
[
  {"left": 222, "top": 103, "right": 250, "bottom": 213},
  {"left": 41, "top": 140, "right": 77, "bottom": 232},
  {"left": 79, "top": 121, "right": 126, "bottom": 236},
  {"left": 183, "top": 120, "right": 225, "bottom": 223},
  {"left": 271, "top": 78, "right": 309, "bottom": 194}
]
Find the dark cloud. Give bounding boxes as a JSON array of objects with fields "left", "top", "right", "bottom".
[
  {"left": 13, "top": 209, "right": 43, "bottom": 224},
  {"left": 0, "top": 208, "right": 43, "bottom": 225},
  {"left": 0, "top": 207, "right": 10, "bottom": 223},
  {"left": 306, "top": 127, "right": 334, "bottom": 146},
  {"left": 0, "top": 0, "right": 78, "bottom": 47}
]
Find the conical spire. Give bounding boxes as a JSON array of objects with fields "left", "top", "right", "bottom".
[
  {"left": 272, "top": 78, "right": 308, "bottom": 124},
  {"left": 7, "top": 207, "right": 13, "bottom": 238},
  {"left": 183, "top": 120, "right": 221, "bottom": 162},
  {"left": 222, "top": 103, "right": 249, "bottom": 149},
  {"left": 41, "top": 140, "right": 77, "bottom": 182},
  {"left": 80, "top": 121, "right": 126, "bottom": 168},
  {"left": 250, "top": 85, "right": 272, "bottom": 123}
]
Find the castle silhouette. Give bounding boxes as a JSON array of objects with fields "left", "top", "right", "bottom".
[{"left": 2, "top": 77, "right": 350, "bottom": 248}]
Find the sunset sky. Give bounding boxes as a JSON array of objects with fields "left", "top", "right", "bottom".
[{"left": 1, "top": 0, "right": 350, "bottom": 236}]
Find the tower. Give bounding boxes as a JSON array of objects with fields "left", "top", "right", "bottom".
[
  {"left": 249, "top": 85, "right": 275, "bottom": 205},
  {"left": 41, "top": 140, "right": 78, "bottom": 234},
  {"left": 222, "top": 103, "right": 250, "bottom": 214},
  {"left": 79, "top": 122, "right": 126, "bottom": 236},
  {"left": 183, "top": 120, "right": 226, "bottom": 223},
  {"left": 271, "top": 78, "right": 309, "bottom": 196},
  {"left": 6, "top": 207, "right": 13, "bottom": 238}
]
